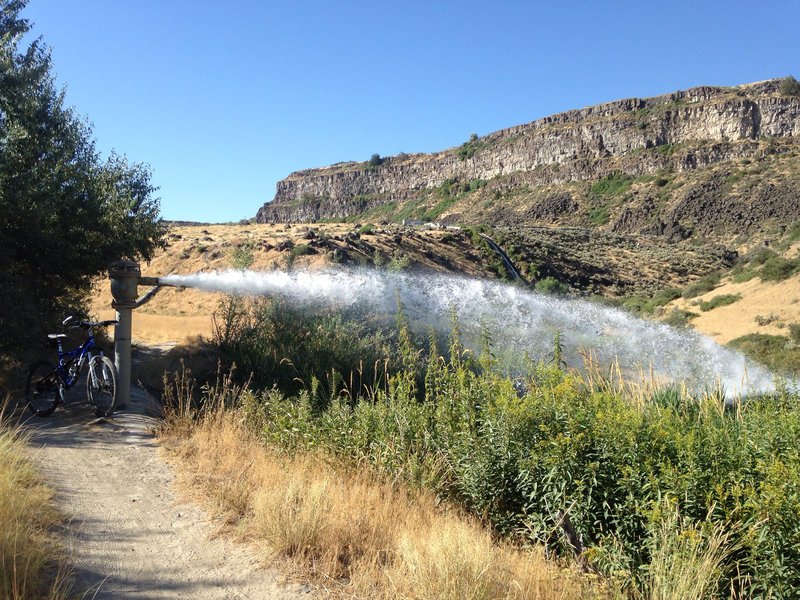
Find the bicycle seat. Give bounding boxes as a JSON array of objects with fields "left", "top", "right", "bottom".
[{"left": 47, "top": 333, "right": 67, "bottom": 339}]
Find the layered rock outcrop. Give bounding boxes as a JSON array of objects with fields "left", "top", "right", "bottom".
[{"left": 255, "top": 80, "right": 800, "bottom": 224}]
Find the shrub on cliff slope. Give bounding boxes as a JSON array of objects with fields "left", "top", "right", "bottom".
[
  {"left": 0, "top": 1, "right": 165, "bottom": 352},
  {"left": 779, "top": 75, "right": 800, "bottom": 96}
]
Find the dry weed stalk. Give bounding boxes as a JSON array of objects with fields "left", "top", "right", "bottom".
[
  {"left": 579, "top": 346, "right": 673, "bottom": 407},
  {"left": 640, "top": 507, "right": 739, "bottom": 600}
]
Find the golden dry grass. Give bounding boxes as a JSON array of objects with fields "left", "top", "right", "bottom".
[
  {"left": 639, "top": 509, "right": 737, "bottom": 600},
  {"left": 0, "top": 405, "right": 71, "bottom": 599},
  {"left": 158, "top": 407, "right": 603, "bottom": 600},
  {"left": 88, "top": 221, "right": 800, "bottom": 353},
  {"left": 87, "top": 222, "right": 488, "bottom": 346},
  {"left": 669, "top": 274, "right": 800, "bottom": 344}
]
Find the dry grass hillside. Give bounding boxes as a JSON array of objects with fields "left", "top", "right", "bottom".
[
  {"left": 670, "top": 273, "right": 800, "bottom": 344},
  {"left": 89, "top": 222, "right": 800, "bottom": 375},
  {"left": 89, "top": 222, "right": 489, "bottom": 343}
]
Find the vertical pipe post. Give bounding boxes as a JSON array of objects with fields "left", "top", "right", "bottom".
[
  {"left": 108, "top": 260, "right": 141, "bottom": 412},
  {"left": 114, "top": 307, "right": 132, "bottom": 409}
]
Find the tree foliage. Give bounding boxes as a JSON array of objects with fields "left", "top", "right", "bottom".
[
  {"left": 0, "top": 0, "right": 165, "bottom": 350},
  {"left": 779, "top": 75, "right": 800, "bottom": 97}
]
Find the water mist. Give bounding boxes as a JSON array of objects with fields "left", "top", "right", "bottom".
[{"left": 161, "top": 268, "right": 776, "bottom": 396}]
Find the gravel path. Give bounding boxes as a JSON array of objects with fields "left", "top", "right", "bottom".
[{"left": 22, "top": 369, "right": 310, "bottom": 599}]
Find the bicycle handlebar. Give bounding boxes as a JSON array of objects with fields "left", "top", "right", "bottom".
[{"left": 69, "top": 320, "right": 119, "bottom": 329}]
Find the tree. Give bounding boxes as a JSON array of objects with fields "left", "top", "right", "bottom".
[
  {"left": 368, "top": 153, "right": 382, "bottom": 167},
  {"left": 0, "top": 0, "right": 165, "bottom": 351},
  {"left": 779, "top": 75, "right": 800, "bottom": 97}
]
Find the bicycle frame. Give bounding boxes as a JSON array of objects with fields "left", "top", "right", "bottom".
[
  {"left": 27, "top": 317, "right": 119, "bottom": 418},
  {"left": 52, "top": 329, "right": 102, "bottom": 389}
]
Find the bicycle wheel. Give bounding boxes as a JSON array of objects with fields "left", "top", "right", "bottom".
[
  {"left": 26, "top": 359, "right": 63, "bottom": 417},
  {"left": 86, "top": 356, "right": 118, "bottom": 417}
]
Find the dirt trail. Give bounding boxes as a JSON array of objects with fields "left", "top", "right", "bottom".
[{"left": 22, "top": 352, "right": 310, "bottom": 599}]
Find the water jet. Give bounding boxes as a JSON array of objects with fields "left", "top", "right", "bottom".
[{"left": 106, "top": 261, "right": 778, "bottom": 405}]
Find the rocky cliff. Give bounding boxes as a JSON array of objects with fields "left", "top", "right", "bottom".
[{"left": 255, "top": 79, "right": 800, "bottom": 238}]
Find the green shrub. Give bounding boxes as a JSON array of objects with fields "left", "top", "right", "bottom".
[
  {"left": 368, "top": 153, "right": 382, "bottom": 167},
  {"left": 286, "top": 244, "right": 316, "bottom": 271},
  {"left": 590, "top": 172, "right": 634, "bottom": 197},
  {"left": 754, "top": 313, "right": 779, "bottom": 326},
  {"left": 728, "top": 333, "right": 800, "bottom": 374},
  {"left": 759, "top": 256, "right": 800, "bottom": 282},
  {"left": 745, "top": 246, "right": 778, "bottom": 266},
  {"left": 699, "top": 294, "right": 741, "bottom": 312},
  {"left": 624, "top": 288, "right": 682, "bottom": 316},
  {"left": 683, "top": 271, "right": 722, "bottom": 299},
  {"left": 789, "top": 323, "right": 800, "bottom": 344},
  {"left": 212, "top": 296, "right": 393, "bottom": 405},
  {"left": 387, "top": 251, "right": 412, "bottom": 272},
  {"left": 358, "top": 223, "right": 375, "bottom": 235},
  {"left": 785, "top": 221, "right": 800, "bottom": 245},
  {"left": 587, "top": 206, "right": 610, "bottom": 225},
  {"left": 230, "top": 243, "right": 255, "bottom": 270},
  {"left": 535, "top": 276, "right": 568, "bottom": 295},
  {"left": 467, "top": 178, "right": 487, "bottom": 192},
  {"left": 730, "top": 265, "right": 757, "bottom": 283},
  {"left": 651, "top": 287, "right": 682, "bottom": 307},
  {"left": 623, "top": 296, "right": 650, "bottom": 314},
  {"left": 779, "top": 75, "right": 800, "bottom": 97},
  {"left": 289, "top": 243, "right": 313, "bottom": 258},
  {"left": 455, "top": 133, "right": 487, "bottom": 160},
  {"left": 662, "top": 308, "right": 698, "bottom": 327}
]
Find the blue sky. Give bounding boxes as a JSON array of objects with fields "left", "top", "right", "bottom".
[{"left": 20, "top": 0, "right": 800, "bottom": 223}]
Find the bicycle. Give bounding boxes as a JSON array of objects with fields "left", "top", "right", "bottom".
[{"left": 26, "top": 316, "right": 120, "bottom": 418}]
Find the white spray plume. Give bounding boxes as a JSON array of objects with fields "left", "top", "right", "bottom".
[{"left": 161, "top": 268, "right": 775, "bottom": 396}]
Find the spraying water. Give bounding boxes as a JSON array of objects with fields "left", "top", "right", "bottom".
[{"left": 161, "top": 268, "right": 775, "bottom": 396}]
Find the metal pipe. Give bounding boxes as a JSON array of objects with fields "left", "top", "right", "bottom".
[
  {"left": 138, "top": 276, "right": 161, "bottom": 286},
  {"left": 109, "top": 260, "right": 141, "bottom": 412},
  {"left": 114, "top": 307, "right": 132, "bottom": 409},
  {"left": 107, "top": 262, "right": 189, "bottom": 412}
]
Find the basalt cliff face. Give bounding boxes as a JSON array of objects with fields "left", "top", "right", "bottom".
[{"left": 255, "top": 79, "right": 800, "bottom": 242}]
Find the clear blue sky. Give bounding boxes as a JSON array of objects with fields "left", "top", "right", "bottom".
[{"left": 20, "top": 0, "right": 800, "bottom": 223}]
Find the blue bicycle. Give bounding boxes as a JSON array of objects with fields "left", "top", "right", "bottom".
[{"left": 26, "top": 316, "right": 119, "bottom": 417}]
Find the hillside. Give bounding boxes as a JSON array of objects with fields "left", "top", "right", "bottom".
[
  {"left": 87, "top": 79, "right": 800, "bottom": 376},
  {"left": 88, "top": 221, "right": 730, "bottom": 340},
  {"left": 255, "top": 78, "right": 800, "bottom": 250},
  {"left": 87, "top": 222, "right": 799, "bottom": 377}
]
